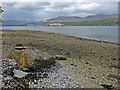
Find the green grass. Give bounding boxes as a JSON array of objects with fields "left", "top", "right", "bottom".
[
  {"left": 60, "top": 16, "right": 118, "bottom": 26},
  {"left": 63, "top": 19, "right": 118, "bottom": 26}
]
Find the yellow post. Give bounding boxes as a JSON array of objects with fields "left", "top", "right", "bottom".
[{"left": 20, "top": 51, "right": 25, "bottom": 66}]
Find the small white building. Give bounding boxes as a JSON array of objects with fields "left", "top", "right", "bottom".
[{"left": 48, "top": 23, "right": 64, "bottom": 26}]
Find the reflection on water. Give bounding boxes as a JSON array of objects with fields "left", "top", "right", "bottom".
[{"left": 2, "top": 26, "right": 118, "bottom": 43}]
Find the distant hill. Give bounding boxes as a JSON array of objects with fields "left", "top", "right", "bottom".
[
  {"left": 2, "top": 20, "right": 35, "bottom": 26},
  {"left": 3, "top": 14, "right": 118, "bottom": 26},
  {"left": 48, "top": 16, "right": 83, "bottom": 21},
  {"left": 30, "top": 14, "right": 118, "bottom": 26},
  {"left": 31, "top": 16, "right": 83, "bottom": 26},
  {"left": 46, "top": 14, "right": 117, "bottom": 21},
  {"left": 84, "top": 14, "right": 117, "bottom": 19},
  {"left": 63, "top": 15, "right": 118, "bottom": 26}
]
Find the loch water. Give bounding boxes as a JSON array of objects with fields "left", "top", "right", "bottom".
[{"left": 1, "top": 26, "right": 118, "bottom": 43}]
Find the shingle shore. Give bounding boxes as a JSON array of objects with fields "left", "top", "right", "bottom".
[
  {"left": 1, "top": 58, "right": 82, "bottom": 88},
  {"left": 2, "top": 30, "right": 118, "bottom": 88}
]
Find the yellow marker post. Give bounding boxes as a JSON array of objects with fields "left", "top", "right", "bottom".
[{"left": 20, "top": 51, "right": 25, "bottom": 66}]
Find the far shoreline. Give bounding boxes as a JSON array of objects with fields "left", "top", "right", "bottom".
[{"left": 1, "top": 29, "right": 118, "bottom": 45}]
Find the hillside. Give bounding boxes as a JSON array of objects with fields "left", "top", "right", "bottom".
[
  {"left": 48, "top": 16, "right": 83, "bottom": 21},
  {"left": 84, "top": 14, "right": 117, "bottom": 19},
  {"left": 31, "top": 15, "right": 118, "bottom": 26},
  {"left": 63, "top": 16, "right": 118, "bottom": 26},
  {"left": 2, "top": 20, "right": 35, "bottom": 26}
]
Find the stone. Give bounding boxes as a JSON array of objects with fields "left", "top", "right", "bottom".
[
  {"left": 110, "top": 64, "right": 120, "bottom": 69},
  {"left": 107, "top": 74, "right": 120, "bottom": 80},
  {"left": 16, "top": 44, "right": 23, "bottom": 47},
  {"left": 91, "top": 76, "right": 95, "bottom": 79},
  {"left": 88, "top": 68, "right": 91, "bottom": 70},
  {"left": 21, "top": 66, "right": 29, "bottom": 72},
  {"left": 43, "top": 73, "right": 48, "bottom": 78},
  {"left": 101, "top": 84, "right": 115, "bottom": 89},
  {"left": 8, "top": 49, "right": 55, "bottom": 70},
  {"left": 111, "top": 58, "right": 117, "bottom": 60},
  {"left": 71, "top": 63, "right": 74, "bottom": 66},
  {"left": 55, "top": 55, "right": 66, "bottom": 60},
  {"left": 13, "top": 69, "right": 28, "bottom": 78},
  {"left": 65, "top": 52, "right": 71, "bottom": 55},
  {"left": 86, "top": 62, "right": 89, "bottom": 64}
]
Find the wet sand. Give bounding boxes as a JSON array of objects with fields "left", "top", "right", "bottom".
[{"left": 2, "top": 30, "right": 119, "bottom": 88}]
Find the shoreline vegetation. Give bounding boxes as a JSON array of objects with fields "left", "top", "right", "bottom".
[{"left": 2, "top": 30, "right": 119, "bottom": 88}]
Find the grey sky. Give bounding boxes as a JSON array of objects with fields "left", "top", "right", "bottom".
[{"left": 2, "top": 2, "right": 118, "bottom": 21}]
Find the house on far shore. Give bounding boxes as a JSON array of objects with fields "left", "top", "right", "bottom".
[{"left": 46, "top": 23, "right": 64, "bottom": 26}]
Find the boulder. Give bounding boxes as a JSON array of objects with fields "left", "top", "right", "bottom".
[{"left": 8, "top": 49, "right": 55, "bottom": 70}]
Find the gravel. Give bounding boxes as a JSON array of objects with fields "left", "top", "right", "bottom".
[{"left": 1, "top": 58, "right": 83, "bottom": 88}]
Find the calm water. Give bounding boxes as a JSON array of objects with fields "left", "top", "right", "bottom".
[{"left": 1, "top": 26, "right": 118, "bottom": 43}]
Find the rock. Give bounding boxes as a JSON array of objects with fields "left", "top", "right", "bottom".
[
  {"left": 13, "top": 69, "right": 28, "bottom": 78},
  {"left": 8, "top": 49, "right": 55, "bottom": 70},
  {"left": 15, "top": 44, "right": 27, "bottom": 50},
  {"left": 91, "top": 76, "right": 95, "bottom": 79},
  {"left": 88, "top": 68, "right": 91, "bottom": 70},
  {"left": 21, "top": 66, "right": 29, "bottom": 72},
  {"left": 60, "top": 48, "right": 63, "bottom": 51},
  {"left": 86, "top": 62, "right": 89, "bottom": 64},
  {"left": 101, "top": 84, "right": 115, "bottom": 89},
  {"left": 55, "top": 55, "right": 66, "bottom": 60},
  {"left": 110, "top": 64, "right": 120, "bottom": 69},
  {"left": 16, "top": 44, "right": 23, "bottom": 47},
  {"left": 107, "top": 74, "right": 120, "bottom": 80},
  {"left": 43, "top": 73, "right": 48, "bottom": 78},
  {"left": 65, "top": 52, "right": 70, "bottom": 55},
  {"left": 111, "top": 58, "right": 117, "bottom": 60}
]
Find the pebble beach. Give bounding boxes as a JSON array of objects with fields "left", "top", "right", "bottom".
[
  {"left": 1, "top": 58, "right": 82, "bottom": 88},
  {"left": 1, "top": 30, "right": 119, "bottom": 89}
]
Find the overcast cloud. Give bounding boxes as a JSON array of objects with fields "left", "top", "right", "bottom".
[{"left": 2, "top": 2, "right": 118, "bottom": 21}]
